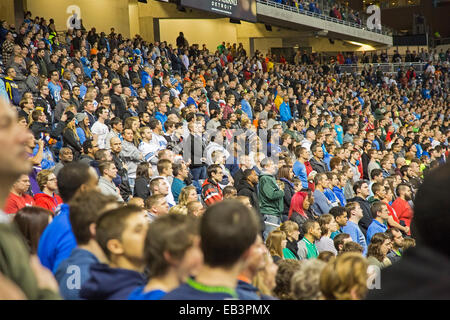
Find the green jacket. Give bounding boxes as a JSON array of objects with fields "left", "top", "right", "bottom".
[
  {"left": 368, "top": 196, "right": 380, "bottom": 204},
  {"left": 0, "top": 223, "right": 61, "bottom": 300},
  {"left": 285, "top": 129, "right": 303, "bottom": 143},
  {"left": 258, "top": 174, "right": 284, "bottom": 217}
]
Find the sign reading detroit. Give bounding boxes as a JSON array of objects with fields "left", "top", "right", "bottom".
[{"left": 181, "top": 0, "right": 257, "bottom": 22}]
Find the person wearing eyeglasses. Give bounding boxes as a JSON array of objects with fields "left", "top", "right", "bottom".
[{"left": 34, "top": 169, "right": 63, "bottom": 213}]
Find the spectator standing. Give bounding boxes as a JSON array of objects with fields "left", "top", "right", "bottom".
[{"left": 258, "top": 158, "right": 284, "bottom": 240}]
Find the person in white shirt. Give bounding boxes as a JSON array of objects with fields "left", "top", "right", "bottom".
[
  {"left": 149, "top": 118, "right": 167, "bottom": 150},
  {"left": 182, "top": 50, "right": 189, "bottom": 70},
  {"left": 301, "top": 129, "right": 316, "bottom": 154},
  {"left": 91, "top": 106, "right": 110, "bottom": 149},
  {"left": 138, "top": 126, "right": 159, "bottom": 163},
  {"left": 156, "top": 159, "right": 176, "bottom": 207}
]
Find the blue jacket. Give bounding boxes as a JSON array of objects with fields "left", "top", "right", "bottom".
[
  {"left": 279, "top": 102, "right": 292, "bottom": 122},
  {"left": 324, "top": 188, "right": 340, "bottom": 206},
  {"left": 342, "top": 221, "right": 368, "bottom": 256},
  {"left": 128, "top": 286, "right": 166, "bottom": 300},
  {"left": 367, "top": 219, "right": 388, "bottom": 244},
  {"left": 293, "top": 161, "right": 308, "bottom": 189},
  {"left": 79, "top": 263, "right": 146, "bottom": 300},
  {"left": 38, "top": 204, "right": 77, "bottom": 273},
  {"left": 241, "top": 99, "right": 253, "bottom": 120},
  {"left": 54, "top": 248, "right": 99, "bottom": 300},
  {"left": 155, "top": 111, "right": 168, "bottom": 129},
  {"left": 333, "top": 186, "right": 346, "bottom": 206},
  {"left": 236, "top": 280, "right": 261, "bottom": 300},
  {"left": 335, "top": 124, "right": 344, "bottom": 145},
  {"left": 140, "top": 70, "right": 152, "bottom": 88}
]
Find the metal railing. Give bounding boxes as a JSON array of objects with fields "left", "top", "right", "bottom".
[
  {"left": 257, "top": 0, "right": 394, "bottom": 36},
  {"left": 337, "top": 62, "right": 426, "bottom": 75}
]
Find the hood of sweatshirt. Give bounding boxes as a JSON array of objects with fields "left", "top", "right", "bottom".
[
  {"left": 236, "top": 179, "right": 256, "bottom": 193},
  {"left": 79, "top": 263, "right": 146, "bottom": 300}
]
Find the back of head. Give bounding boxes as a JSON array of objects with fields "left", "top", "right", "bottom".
[
  {"left": 69, "top": 190, "right": 119, "bottom": 245},
  {"left": 333, "top": 233, "right": 351, "bottom": 253},
  {"left": 291, "top": 259, "right": 326, "bottom": 300},
  {"left": 57, "top": 162, "right": 96, "bottom": 203},
  {"left": 320, "top": 252, "right": 368, "bottom": 300},
  {"left": 413, "top": 163, "right": 450, "bottom": 256},
  {"left": 273, "top": 259, "right": 302, "bottom": 300},
  {"left": 144, "top": 214, "right": 200, "bottom": 278},
  {"left": 200, "top": 199, "right": 259, "bottom": 269},
  {"left": 13, "top": 206, "right": 52, "bottom": 254}
]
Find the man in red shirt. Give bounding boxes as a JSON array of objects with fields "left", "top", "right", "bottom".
[
  {"left": 391, "top": 184, "right": 414, "bottom": 236},
  {"left": 34, "top": 169, "right": 63, "bottom": 214},
  {"left": 4, "top": 174, "right": 35, "bottom": 214}
]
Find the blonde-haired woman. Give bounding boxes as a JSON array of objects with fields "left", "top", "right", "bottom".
[
  {"left": 124, "top": 116, "right": 141, "bottom": 146},
  {"left": 265, "top": 229, "right": 287, "bottom": 263},
  {"left": 178, "top": 186, "right": 198, "bottom": 207},
  {"left": 169, "top": 204, "right": 188, "bottom": 215},
  {"left": 279, "top": 221, "right": 300, "bottom": 260},
  {"left": 320, "top": 252, "right": 369, "bottom": 300}
]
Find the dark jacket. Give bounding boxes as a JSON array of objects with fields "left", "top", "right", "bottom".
[
  {"left": 233, "top": 168, "right": 245, "bottom": 188},
  {"left": 366, "top": 246, "right": 450, "bottom": 300},
  {"left": 111, "top": 93, "right": 126, "bottom": 119},
  {"left": 30, "top": 121, "right": 65, "bottom": 140},
  {"left": 134, "top": 176, "right": 150, "bottom": 200},
  {"left": 62, "top": 129, "right": 82, "bottom": 159},
  {"left": 348, "top": 196, "right": 372, "bottom": 237},
  {"left": 286, "top": 239, "right": 300, "bottom": 260},
  {"left": 79, "top": 263, "right": 146, "bottom": 300},
  {"left": 280, "top": 178, "right": 295, "bottom": 217},
  {"left": 236, "top": 180, "right": 259, "bottom": 213},
  {"left": 309, "top": 157, "right": 328, "bottom": 173},
  {"left": 112, "top": 152, "right": 132, "bottom": 202}
]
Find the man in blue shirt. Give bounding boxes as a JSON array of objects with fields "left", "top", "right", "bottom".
[
  {"left": 342, "top": 202, "right": 368, "bottom": 255},
  {"left": 163, "top": 200, "right": 259, "bottom": 300},
  {"left": 293, "top": 146, "right": 309, "bottom": 189},
  {"left": 366, "top": 201, "right": 389, "bottom": 244},
  {"left": 311, "top": 173, "right": 333, "bottom": 215},
  {"left": 334, "top": 115, "right": 344, "bottom": 146},
  {"left": 240, "top": 92, "right": 253, "bottom": 120},
  {"left": 38, "top": 162, "right": 99, "bottom": 274},
  {"left": 155, "top": 102, "right": 168, "bottom": 130}
]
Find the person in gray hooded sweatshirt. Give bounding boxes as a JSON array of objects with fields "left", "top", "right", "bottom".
[
  {"left": 120, "top": 128, "right": 143, "bottom": 193},
  {"left": 98, "top": 161, "right": 124, "bottom": 202}
]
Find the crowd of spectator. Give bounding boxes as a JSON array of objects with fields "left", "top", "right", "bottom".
[
  {"left": 271, "top": 0, "right": 363, "bottom": 25},
  {"left": 0, "top": 9, "right": 449, "bottom": 301}
]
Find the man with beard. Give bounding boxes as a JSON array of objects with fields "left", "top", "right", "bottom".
[{"left": 391, "top": 184, "right": 413, "bottom": 236}]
